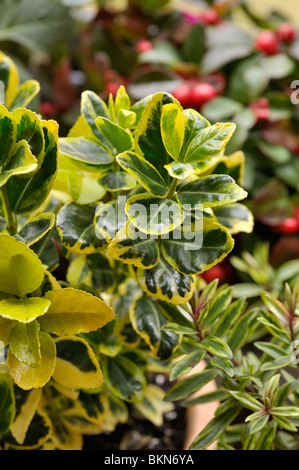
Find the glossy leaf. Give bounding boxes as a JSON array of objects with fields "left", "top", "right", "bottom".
[
  {"left": 177, "top": 174, "right": 247, "bottom": 208},
  {"left": 116, "top": 151, "right": 168, "bottom": 197},
  {"left": 9, "top": 321, "right": 41, "bottom": 367},
  {"left": 9, "top": 79, "right": 40, "bottom": 111},
  {"left": 126, "top": 193, "right": 184, "bottom": 235},
  {"left": 8, "top": 331, "right": 56, "bottom": 390},
  {"left": 58, "top": 137, "right": 113, "bottom": 166},
  {"left": 108, "top": 221, "right": 160, "bottom": 269},
  {"left": 0, "top": 297, "right": 50, "bottom": 323},
  {"left": 0, "top": 140, "right": 38, "bottom": 188},
  {"left": 133, "top": 257, "right": 195, "bottom": 305},
  {"left": 99, "top": 171, "right": 136, "bottom": 192},
  {"left": 102, "top": 354, "right": 146, "bottom": 403},
  {"left": 7, "top": 119, "right": 59, "bottom": 214},
  {"left": 95, "top": 116, "right": 134, "bottom": 154},
  {"left": 135, "top": 92, "right": 180, "bottom": 179},
  {"left": 57, "top": 202, "right": 105, "bottom": 254},
  {"left": 130, "top": 296, "right": 180, "bottom": 360},
  {"left": 15, "top": 212, "right": 55, "bottom": 246},
  {"left": 164, "top": 369, "right": 218, "bottom": 402},
  {"left": 80, "top": 90, "right": 111, "bottom": 147},
  {"left": 201, "top": 336, "right": 233, "bottom": 359},
  {"left": 183, "top": 122, "right": 236, "bottom": 164},
  {"left": 12, "top": 107, "right": 45, "bottom": 167},
  {"left": 161, "top": 218, "right": 234, "bottom": 275},
  {"left": 0, "top": 234, "right": 45, "bottom": 296},
  {"left": 53, "top": 336, "right": 103, "bottom": 390},
  {"left": 213, "top": 203, "right": 254, "bottom": 234},
  {"left": 39, "top": 288, "right": 114, "bottom": 336},
  {"left": 0, "top": 103, "right": 16, "bottom": 166},
  {"left": 161, "top": 103, "right": 185, "bottom": 161}
]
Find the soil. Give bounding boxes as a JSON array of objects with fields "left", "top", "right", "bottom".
[{"left": 83, "top": 374, "right": 186, "bottom": 451}]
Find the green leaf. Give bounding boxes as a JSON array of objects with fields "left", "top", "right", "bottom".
[
  {"left": 177, "top": 174, "right": 247, "bottom": 209},
  {"left": 94, "top": 198, "right": 127, "bottom": 243},
  {"left": 0, "top": 234, "right": 45, "bottom": 296},
  {"left": 0, "top": 51, "right": 20, "bottom": 108},
  {"left": 212, "top": 298, "right": 246, "bottom": 338},
  {"left": 164, "top": 161, "right": 195, "bottom": 180},
  {"left": 99, "top": 171, "right": 136, "bottom": 192},
  {"left": 95, "top": 116, "right": 134, "bottom": 154},
  {"left": 130, "top": 296, "right": 180, "bottom": 360},
  {"left": 108, "top": 221, "right": 160, "bottom": 269},
  {"left": 53, "top": 336, "right": 102, "bottom": 390},
  {"left": 201, "top": 336, "right": 233, "bottom": 359},
  {"left": 227, "top": 309, "right": 257, "bottom": 353},
  {"left": 9, "top": 320, "right": 41, "bottom": 367},
  {"left": 164, "top": 369, "right": 218, "bottom": 402},
  {"left": 161, "top": 103, "right": 185, "bottom": 161},
  {"left": 190, "top": 405, "right": 242, "bottom": 450},
  {"left": 102, "top": 353, "right": 146, "bottom": 403},
  {"left": 254, "top": 341, "right": 288, "bottom": 360},
  {"left": 8, "top": 331, "right": 56, "bottom": 390},
  {"left": 0, "top": 103, "right": 16, "bottom": 166},
  {"left": 271, "top": 406, "right": 299, "bottom": 418},
  {"left": 248, "top": 414, "right": 269, "bottom": 435},
  {"left": 57, "top": 202, "right": 105, "bottom": 254},
  {"left": 183, "top": 122, "right": 236, "bottom": 164},
  {"left": 58, "top": 137, "right": 114, "bottom": 166},
  {"left": 183, "top": 23, "right": 205, "bottom": 63},
  {"left": 135, "top": 92, "right": 180, "bottom": 179},
  {"left": 0, "top": 139, "right": 37, "bottom": 188},
  {"left": 39, "top": 287, "right": 114, "bottom": 336},
  {"left": 161, "top": 322, "right": 197, "bottom": 335},
  {"left": 126, "top": 193, "right": 184, "bottom": 236},
  {"left": 0, "top": 0, "right": 75, "bottom": 54},
  {"left": 0, "top": 297, "right": 51, "bottom": 323},
  {"left": 133, "top": 384, "right": 174, "bottom": 427},
  {"left": 15, "top": 212, "right": 55, "bottom": 246},
  {"left": 272, "top": 415, "right": 297, "bottom": 432},
  {"left": 213, "top": 203, "right": 254, "bottom": 235},
  {"left": 170, "top": 349, "right": 205, "bottom": 381},
  {"left": 133, "top": 256, "right": 195, "bottom": 305},
  {"left": 116, "top": 151, "right": 168, "bottom": 197},
  {"left": 12, "top": 107, "right": 45, "bottom": 168},
  {"left": 80, "top": 90, "right": 111, "bottom": 148},
  {"left": 228, "top": 391, "right": 264, "bottom": 411},
  {"left": 161, "top": 218, "right": 234, "bottom": 275},
  {"left": 7, "top": 119, "right": 58, "bottom": 214},
  {"left": 0, "top": 368, "right": 15, "bottom": 434},
  {"left": 85, "top": 252, "right": 116, "bottom": 293},
  {"left": 9, "top": 79, "right": 40, "bottom": 111}
]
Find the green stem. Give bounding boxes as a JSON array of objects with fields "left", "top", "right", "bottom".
[
  {"left": 1, "top": 185, "right": 17, "bottom": 235},
  {"left": 167, "top": 178, "right": 178, "bottom": 200}
]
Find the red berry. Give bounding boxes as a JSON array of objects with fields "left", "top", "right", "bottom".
[
  {"left": 200, "top": 9, "right": 221, "bottom": 26},
  {"left": 135, "top": 39, "right": 153, "bottom": 53},
  {"left": 172, "top": 83, "right": 193, "bottom": 108},
  {"left": 254, "top": 107, "right": 270, "bottom": 122},
  {"left": 271, "top": 218, "right": 299, "bottom": 235},
  {"left": 192, "top": 83, "right": 218, "bottom": 108},
  {"left": 39, "top": 102, "right": 56, "bottom": 117},
  {"left": 277, "top": 23, "right": 296, "bottom": 43},
  {"left": 255, "top": 30, "right": 279, "bottom": 55},
  {"left": 255, "top": 97, "right": 270, "bottom": 109},
  {"left": 200, "top": 265, "right": 227, "bottom": 283}
]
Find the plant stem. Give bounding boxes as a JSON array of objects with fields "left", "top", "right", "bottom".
[
  {"left": 167, "top": 178, "right": 178, "bottom": 200},
  {"left": 1, "top": 185, "right": 17, "bottom": 235}
]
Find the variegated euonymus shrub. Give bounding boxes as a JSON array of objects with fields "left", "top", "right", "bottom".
[{"left": 0, "top": 50, "right": 256, "bottom": 450}]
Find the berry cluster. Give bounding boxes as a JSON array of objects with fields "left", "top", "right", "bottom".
[{"left": 255, "top": 23, "right": 297, "bottom": 55}]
